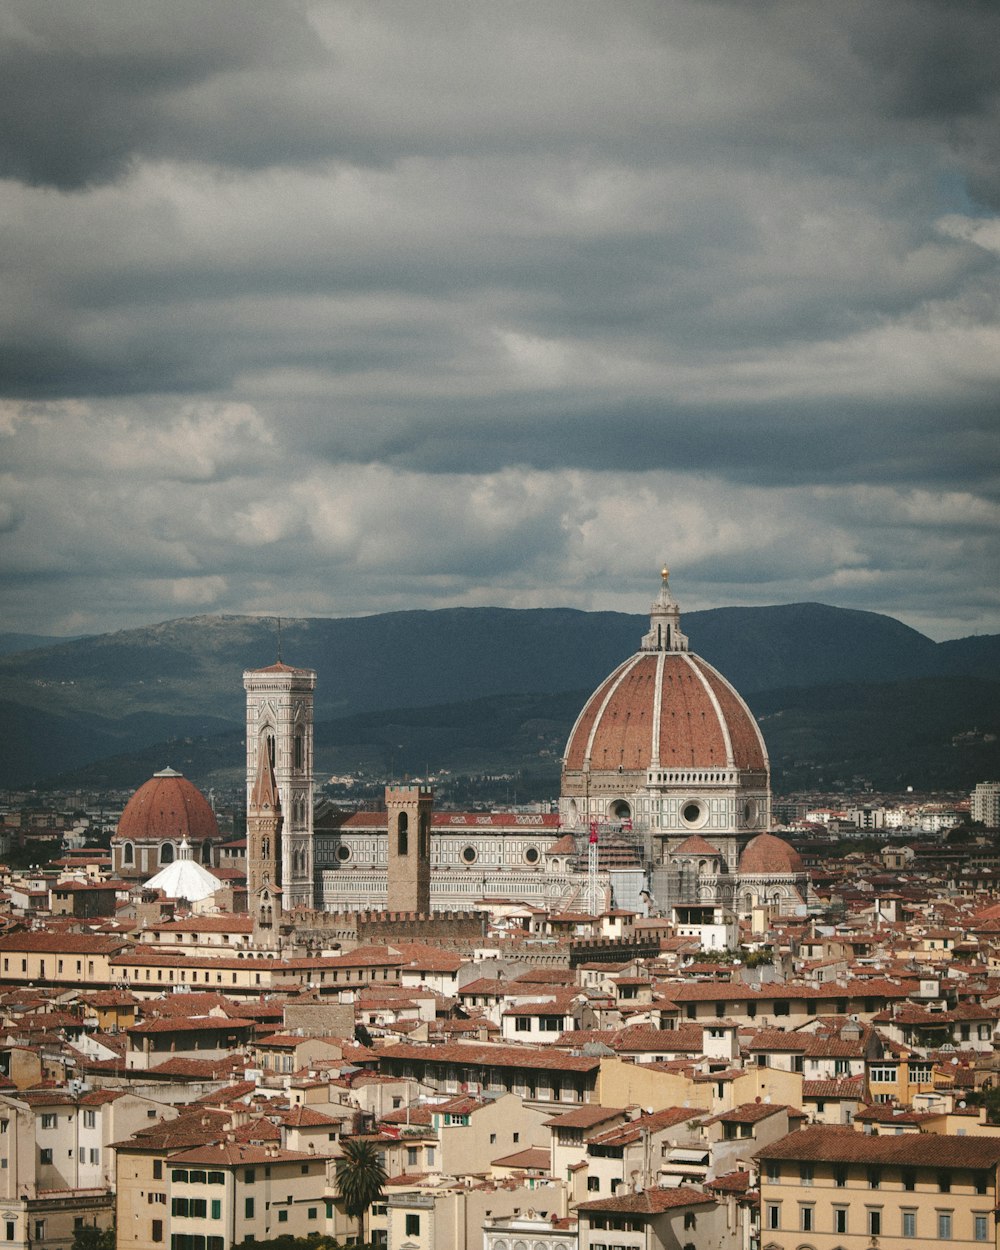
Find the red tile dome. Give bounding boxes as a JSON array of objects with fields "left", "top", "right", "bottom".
[
  {"left": 738, "top": 833, "right": 804, "bottom": 876},
  {"left": 116, "top": 768, "right": 219, "bottom": 843},
  {"left": 563, "top": 649, "right": 767, "bottom": 776}
]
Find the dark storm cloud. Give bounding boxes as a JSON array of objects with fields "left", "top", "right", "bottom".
[
  {"left": 0, "top": 1, "right": 327, "bottom": 188},
  {"left": 0, "top": 1, "right": 998, "bottom": 640},
  {"left": 3, "top": 2, "right": 998, "bottom": 189},
  {"left": 302, "top": 395, "right": 999, "bottom": 493}
]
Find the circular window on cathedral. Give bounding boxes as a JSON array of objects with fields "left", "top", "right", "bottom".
[
  {"left": 462, "top": 845, "right": 478, "bottom": 864},
  {"left": 524, "top": 846, "right": 540, "bottom": 865},
  {"left": 681, "top": 799, "right": 708, "bottom": 829},
  {"left": 336, "top": 845, "right": 351, "bottom": 863},
  {"left": 743, "top": 800, "right": 759, "bottom": 827}
]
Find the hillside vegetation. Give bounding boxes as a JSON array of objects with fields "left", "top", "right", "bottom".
[{"left": 1, "top": 604, "right": 997, "bottom": 792}]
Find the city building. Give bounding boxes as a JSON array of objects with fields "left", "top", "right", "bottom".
[
  {"left": 755, "top": 1123, "right": 1000, "bottom": 1247},
  {"left": 315, "top": 571, "right": 806, "bottom": 923},
  {"left": 973, "top": 781, "right": 1000, "bottom": 828}
]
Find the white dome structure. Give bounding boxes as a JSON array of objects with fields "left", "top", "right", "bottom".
[{"left": 143, "top": 838, "right": 223, "bottom": 903}]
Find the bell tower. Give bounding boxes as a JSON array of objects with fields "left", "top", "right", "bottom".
[
  {"left": 247, "top": 736, "right": 282, "bottom": 938},
  {"left": 386, "top": 785, "right": 433, "bottom": 913},
  {"left": 243, "top": 660, "right": 316, "bottom": 911}
]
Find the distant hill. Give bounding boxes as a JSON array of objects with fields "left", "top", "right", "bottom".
[
  {"left": 755, "top": 676, "right": 1000, "bottom": 791},
  {"left": 0, "top": 603, "right": 997, "bottom": 789},
  {"left": 41, "top": 676, "right": 1000, "bottom": 799},
  {"left": 0, "top": 632, "right": 89, "bottom": 657}
]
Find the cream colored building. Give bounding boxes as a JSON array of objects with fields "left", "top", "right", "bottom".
[
  {"left": 385, "top": 1177, "right": 568, "bottom": 1250},
  {"left": 431, "top": 1092, "right": 551, "bottom": 1178},
  {"left": 115, "top": 1126, "right": 329, "bottom": 1250},
  {"left": 576, "top": 1186, "right": 731, "bottom": 1250},
  {"left": 756, "top": 1124, "right": 1000, "bottom": 1248},
  {"left": 0, "top": 1092, "right": 118, "bottom": 1250},
  {"left": 0, "top": 932, "right": 127, "bottom": 988}
]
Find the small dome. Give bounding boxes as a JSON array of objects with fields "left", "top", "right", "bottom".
[
  {"left": 117, "top": 768, "right": 219, "bottom": 843},
  {"left": 143, "top": 839, "right": 223, "bottom": 902},
  {"left": 739, "top": 833, "right": 804, "bottom": 876},
  {"left": 672, "top": 835, "right": 722, "bottom": 858}
]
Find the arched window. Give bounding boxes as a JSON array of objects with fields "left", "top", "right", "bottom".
[
  {"left": 159, "top": 842, "right": 175, "bottom": 865},
  {"left": 261, "top": 837, "right": 270, "bottom": 860},
  {"left": 397, "top": 812, "right": 409, "bottom": 856},
  {"left": 121, "top": 842, "right": 134, "bottom": 866},
  {"left": 294, "top": 730, "right": 304, "bottom": 771},
  {"left": 201, "top": 841, "right": 212, "bottom": 865},
  {"left": 263, "top": 731, "right": 275, "bottom": 768},
  {"left": 420, "top": 813, "right": 430, "bottom": 858}
]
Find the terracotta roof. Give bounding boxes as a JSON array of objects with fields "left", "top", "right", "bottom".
[
  {"left": 802, "top": 1078, "right": 865, "bottom": 1099},
  {"left": 380, "top": 1107, "right": 434, "bottom": 1127},
  {"left": 564, "top": 650, "right": 767, "bottom": 776},
  {"left": 127, "top": 1016, "right": 253, "bottom": 1035},
  {"left": 145, "top": 916, "right": 253, "bottom": 933},
  {"left": 588, "top": 1107, "right": 699, "bottom": 1145},
  {"left": 491, "top": 1146, "right": 550, "bottom": 1169},
  {"left": 458, "top": 978, "right": 519, "bottom": 997},
  {"left": 169, "top": 1143, "right": 318, "bottom": 1165},
  {"left": 559, "top": 1024, "right": 704, "bottom": 1054},
  {"left": 660, "top": 978, "right": 913, "bottom": 1003},
  {"left": 116, "top": 771, "right": 219, "bottom": 844},
  {"left": 144, "top": 992, "right": 244, "bottom": 1017},
  {"left": 143, "top": 1057, "right": 245, "bottom": 1079},
  {"left": 232, "top": 1118, "right": 280, "bottom": 1143},
  {"left": 193, "top": 1082, "right": 258, "bottom": 1104},
  {"left": 79, "top": 1089, "right": 127, "bottom": 1106},
  {"left": 81, "top": 990, "right": 140, "bottom": 1007},
  {"left": 739, "top": 833, "right": 805, "bottom": 876},
  {"left": 277, "top": 1104, "right": 344, "bottom": 1127},
  {"left": 543, "top": 1106, "right": 627, "bottom": 1129},
  {"left": 0, "top": 932, "right": 127, "bottom": 954},
  {"left": 704, "top": 1102, "right": 799, "bottom": 1126},
  {"left": 577, "top": 1186, "right": 717, "bottom": 1214},
  {"left": 756, "top": 1124, "right": 1000, "bottom": 1167},
  {"left": 707, "top": 1170, "right": 753, "bottom": 1194},
  {"left": 113, "top": 1110, "right": 231, "bottom": 1151},
  {"left": 672, "top": 835, "right": 722, "bottom": 857},
  {"left": 379, "top": 1042, "right": 601, "bottom": 1073}
]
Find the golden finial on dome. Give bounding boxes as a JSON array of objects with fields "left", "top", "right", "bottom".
[{"left": 661, "top": 566, "right": 670, "bottom": 582}]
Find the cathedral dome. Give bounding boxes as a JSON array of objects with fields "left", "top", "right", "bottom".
[
  {"left": 562, "top": 572, "right": 767, "bottom": 781},
  {"left": 739, "top": 833, "right": 804, "bottom": 876},
  {"left": 117, "top": 768, "right": 219, "bottom": 843}
]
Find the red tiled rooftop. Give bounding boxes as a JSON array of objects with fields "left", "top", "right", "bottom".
[{"left": 577, "top": 1186, "right": 717, "bottom": 1214}]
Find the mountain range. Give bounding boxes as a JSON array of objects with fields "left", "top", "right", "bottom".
[{"left": 0, "top": 603, "right": 997, "bottom": 794}]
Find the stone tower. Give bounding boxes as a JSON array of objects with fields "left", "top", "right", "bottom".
[
  {"left": 243, "top": 660, "right": 316, "bottom": 911},
  {"left": 386, "top": 785, "right": 433, "bottom": 913},
  {"left": 247, "top": 735, "right": 282, "bottom": 937}
]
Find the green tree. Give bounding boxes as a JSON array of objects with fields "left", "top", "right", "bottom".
[
  {"left": 335, "top": 1138, "right": 387, "bottom": 1242},
  {"left": 71, "top": 1225, "right": 116, "bottom": 1250}
]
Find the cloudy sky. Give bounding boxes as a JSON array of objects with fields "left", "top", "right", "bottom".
[{"left": 1, "top": 1, "right": 998, "bottom": 642}]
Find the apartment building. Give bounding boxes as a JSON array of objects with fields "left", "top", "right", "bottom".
[{"left": 755, "top": 1123, "right": 1000, "bottom": 1247}]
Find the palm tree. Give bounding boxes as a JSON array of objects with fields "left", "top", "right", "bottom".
[{"left": 335, "top": 1137, "right": 387, "bottom": 1243}]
